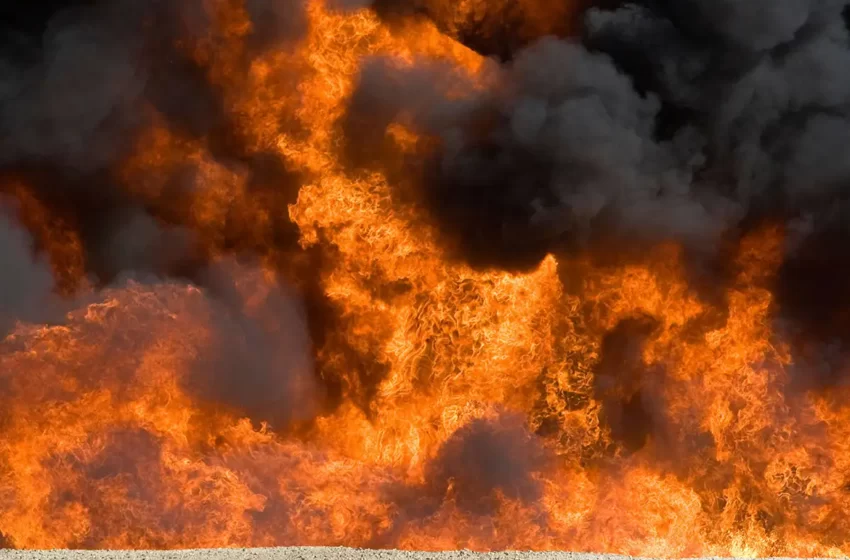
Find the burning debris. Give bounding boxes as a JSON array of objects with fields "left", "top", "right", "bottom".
[{"left": 1, "top": 0, "right": 850, "bottom": 555}]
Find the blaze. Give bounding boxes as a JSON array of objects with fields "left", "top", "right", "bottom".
[{"left": 1, "top": 1, "right": 850, "bottom": 557}]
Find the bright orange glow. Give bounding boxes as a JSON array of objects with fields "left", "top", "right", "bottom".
[{"left": 0, "top": 1, "right": 848, "bottom": 556}]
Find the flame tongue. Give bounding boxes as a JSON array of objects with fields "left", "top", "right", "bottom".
[{"left": 0, "top": 0, "right": 849, "bottom": 556}]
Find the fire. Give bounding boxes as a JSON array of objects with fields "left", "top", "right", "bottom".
[{"left": 2, "top": 0, "right": 850, "bottom": 556}]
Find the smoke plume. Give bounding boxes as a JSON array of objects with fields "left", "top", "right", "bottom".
[
  {"left": 0, "top": 0, "right": 324, "bottom": 426},
  {"left": 4, "top": 0, "right": 850, "bottom": 553},
  {"left": 0, "top": 204, "right": 57, "bottom": 336}
]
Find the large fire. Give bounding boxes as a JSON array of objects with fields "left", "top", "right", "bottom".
[{"left": 1, "top": 0, "right": 849, "bottom": 556}]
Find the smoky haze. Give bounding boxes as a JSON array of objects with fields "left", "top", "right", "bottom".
[
  {"left": 342, "top": 0, "right": 850, "bottom": 386},
  {"left": 2, "top": 1, "right": 850, "bottom": 549},
  {"left": 0, "top": 204, "right": 58, "bottom": 336},
  {"left": 344, "top": 0, "right": 850, "bottom": 268},
  {"left": 0, "top": 0, "right": 327, "bottom": 429}
]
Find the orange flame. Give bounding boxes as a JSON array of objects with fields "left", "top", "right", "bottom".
[{"left": 1, "top": 1, "right": 849, "bottom": 556}]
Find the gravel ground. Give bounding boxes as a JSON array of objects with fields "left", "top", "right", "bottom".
[{"left": 0, "top": 548, "right": 832, "bottom": 560}]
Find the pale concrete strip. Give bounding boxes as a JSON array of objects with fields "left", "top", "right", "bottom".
[{"left": 0, "top": 549, "right": 835, "bottom": 560}]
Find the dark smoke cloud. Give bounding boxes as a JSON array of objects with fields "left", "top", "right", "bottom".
[
  {"left": 583, "top": 0, "right": 850, "bottom": 384},
  {"left": 644, "top": 0, "right": 840, "bottom": 52},
  {"left": 325, "top": 0, "right": 375, "bottom": 13},
  {"left": 343, "top": 0, "right": 850, "bottom": 341},
  {"left": 0, "top": 0, "right": 307, "bottom": 280},
  {"left": 424, "top": 414, "right": 550, "bottom": 514},
  {"left": 186, "top": 258, "right": 320, "bottom": 428},
  {"left": 775, "top": 202, "right": 850, "bottom": 390},
  {"left": 0, "top": 204, "right": 57, "bottom": 336},
  {"left": 0, "top": 1, "right": 330, "bottom": 423},
  {"left": 345, "top": 41, "right": 735, "bottom": 269},
  {"left": 344, "top": 0, "right": 850, "bottom": 267},
  {"left": 585, "top": 0, "right": 850, "bottom": 212},
  {"left": 0, "top": 2, "right": 148, "bottom": 172}
]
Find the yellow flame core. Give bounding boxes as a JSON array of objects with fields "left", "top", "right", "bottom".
[{"left": 1, "top": 1, "right": 850, "bottom": 556}]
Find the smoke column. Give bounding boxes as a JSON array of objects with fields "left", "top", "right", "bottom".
[{"left": 1, "top": 0, "right": 850, "bottom": 555}]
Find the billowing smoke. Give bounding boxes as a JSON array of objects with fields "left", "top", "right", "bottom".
[
  {"left": 0, "top": 204, "right": 57, "bottom": 336},
  {"left": 187, "top": 257, "right": 319, "bottom": 427},
  {"left": 0, "top": 2, "right": 146, "bottom": 172},
  {"left": 4, "top": 0, "right": 850, "bottom": 551},
  {"left": 344, "top": 0, "right": 850, "bottom": 271},
  {"left": 0, "top": 0, "right": 324, "bottom": 428},
  {"left": 424, "top": 414, "right": 549, "bottom": 514},
  {"left": 347, "top": 39, "right": 735, "bottom": 270},
  {"left": 584, "top": 0, "right": 850, "bottom": 385},
  {"left": 335, "top": 0, "right": 850, "bottom": 458}
]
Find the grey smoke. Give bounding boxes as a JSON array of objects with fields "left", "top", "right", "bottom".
[
  {"left": 346, "top": 41, "right": 733, "bottom": 264},
  {"left": 491, "top": 38, "right": 727, "bottom": 245},
  {"left": 0, "top": 0, "right": 315, "bottom": 173},
  {"left": 99, "top": 211, "right": 196, "bottom": 280},
  {"left": 653, "top": 0, "right": 840, "bottom": 52},
  {"left": 586, "top": 0, "right": 850, "bottom": 215},
  {"left": 424, "top": 414, "right": 549, "bottom": 515},
  {"left": 244, "top": 0, "right": 308, "bottom": 50},
  {"left": 324, "top": 0, "right": 375, "bottom": 12},
  {"left": 344, "top": 0, "right": 850, "bottom": 265},
  {"left": 0, "top": 204, "right": 57, "bottom": 337},
  {"left": 0, "top": 3, "right": 148, "bottom": 172},
  {"left": 187, "top": 258, "right": 319, "bottom": 427}
]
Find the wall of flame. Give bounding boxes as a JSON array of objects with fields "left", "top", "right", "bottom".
[{"left": 0, "top": 1, "right": 849, "bottom": 557}]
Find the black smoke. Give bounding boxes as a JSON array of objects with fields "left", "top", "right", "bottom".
[
  {"left": 341, "top": 0, "right": 850, "bottom": 391},
  {"left": 425, "top": 414, "right": 549, "bottom": 514},
  {"left": 6, "top": 0, "right": 850, "bottom": 494},
  {"left": 584, "top": 0, "right": 850, "bottom": 386},
  {"left": 0, "top": 0, "right": 333, "bottom": 428},
  {"left": 0, "top": 203, "right": 59, "bottom": 337},
  {"left": 592, "top": 315, "right": 666, "bottom": 453},
  {"left": 382, "top": 413, "right": 552, "bottom": 537},
  {"left": 345, "top": 0, "right": 850, "bottom": 264}
]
